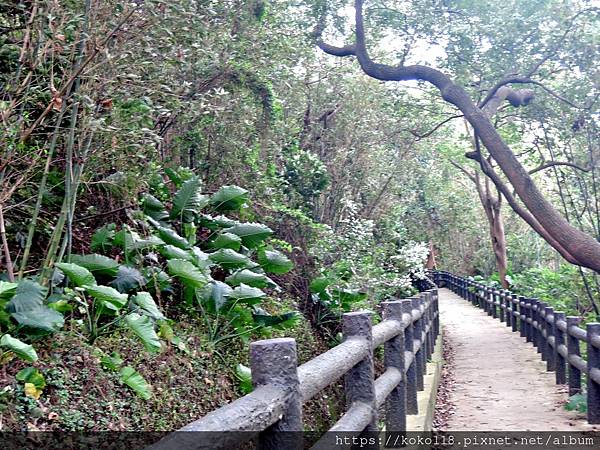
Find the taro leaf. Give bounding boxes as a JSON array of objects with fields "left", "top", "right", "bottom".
[
  {"left": 6, "top": 280, "right": 46, "bottom": 313},
  {"left": 142, "top": 193, "right": 169, "bottom": 222},
  {"left": 309, "top": 276, "right": 331, "bottom": 294},
  {"left": 211, "top": 232, "right": 242, "bottom": 251},
  {"left": 197, "top": 281, "right": 232, "bottom": 312},
  {"left": 234, "top": 363, "right": 253, "bottom": 394},
  {"left": 110, "top": 266, "right": 146, "bottom": 293},
  {"left": 132, "top": 292, "right": 165, "bottom": 320},
  {"left": 119, "top": 366, "right": 152, "bottom": 400},
  {"left": 156, "top": 226, "right": 190, "bottom": 250},
  {"left": 125, "top": 313, "right": 161, "bottom": 353},
  {"left": 253, "top": 311, "right": 298, "bottom": 328},
  {"left": 16, "top": 367, "right": 45, "bottom": 399},
  {"left": 209, "top": 185, "right": 249, "bottom": 211},
  {"left": 199, "top": 214, "right": 238, "bottom": 230},
  {"left": 12, "top": 307, "right": 64, "bottom": 332},
  {"left": 16, "top": 367, "right": 46, "bottom": 389},
  {"left": 565, "top": 393, "right": 587, "bottom": 413},
  {"left": 114, "top": 229, "right": 164, "bottom": 252},
  {"left": 84, "top": 285, "right": 128, "bottom": 312},
  {"left": 0, "top": 281, "right": 17, "bottom": 299},
  {"left": 100, "top": 351, "right": 123, "bottom": 371},
  {"left": 55, "top": 263, "right": 96, "bottom": 287},
  {"left": 158, "top": 322, "right": 189, "bottom": 354},
  {"left": 70, "top": 254, "right": 119, "bottom": 276},
  {"left": 228, "top": 283, "right": 266, "bottom": 305},
  {"left": 208, "top": 249, "right": 256, "bottom": 270},
  {"left": 225, "top": 269, "right": 276, "bottom": 289},
  {"left": 90, "top": 224, "right": 115, "bottom": 253},
  {"left": 0, "top": 334, "right": 37, "bottom": 362},
  {"left": 258, "top": 249, "right": 294, "bottom": 274},
  {"left": 159, "top": 245, "right": 194, "bottom": 262},
  {"left": 227, "top": 223, "right": 273, "bottom": 248},
  {"left": 332, "top": 289, "right": 367, "bottom": 311},
  {"left": 170, "top": 176, "right": 208, "bottom": 222},
  {"left": 167, "top": 259, "right": 209, "bottom": 289},
  {"left": 191, "top": 247, "right": 212, "bottom": 271}
]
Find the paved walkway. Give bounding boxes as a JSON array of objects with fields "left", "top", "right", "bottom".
[{"left": 438, "top": 288, "right": 596, "bottom": 431}]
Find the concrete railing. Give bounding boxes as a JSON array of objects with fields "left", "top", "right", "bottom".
[
  {"left": 433, "top": 270, "right": 600, "bottom": 425},
  {"left": 149, "top": 284, "right": 440, "bottom": 450}
]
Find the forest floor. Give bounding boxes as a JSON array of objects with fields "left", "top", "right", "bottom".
[{"left": 436, "top": 288, "right": 596, "bottom": 432}]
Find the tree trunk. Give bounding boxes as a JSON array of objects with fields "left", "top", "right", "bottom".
[{"left": 316, "top": 0, "right": 600, "bottom": 272}]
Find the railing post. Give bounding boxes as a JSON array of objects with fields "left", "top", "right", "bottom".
[
  {"left": 554, "top": 312, "right": 566, "bottom": 385},
  {"left": 382, "top": 300, "right": 406, "bottom": 432},
  {"left": 539, "top": 302, "right": 548, "bottom": 361},
  {"left": 499, "top": 291, "right": 505, "bottom": 323},
  {"left": 587, "top": 323, "right": 600, "bottom": 424},
  {"left": 504, "top": 291, "right": 512, "bottom": 329},
  {"left": 545, "top": 306, "right": 555, "bottom": 371},
  {"left": 412, "top": 296, "right": 425, "bottom": 391},
  {"left": 511, "top": 295, "right": 519, "bottom": 333},
  {"left": 491, "top": 289, "right": 498, "bottom": 319},
  {"left": 427, "top": 291, "right": 435, "bottom": 358},
  {"left": 343, "top": 312, "right": 377, "bottom": 433},
  {"left": 566, "top": 316, "right": 582, "bottom": 396},
  {"left": 402, "top": 299, "right": 418, "bottom": 414},
  {"left": 518, "top": 295, "right": 526, "bottom": 338},
  {"left": 250, "top": 338, "right": 302, "bottom": 450},
  {"left": 524, "top": 298, "right": 533, "bottom": 343}
]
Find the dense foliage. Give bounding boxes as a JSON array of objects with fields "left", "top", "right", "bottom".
[{"left": 0, "top": 0, "right": 598, "bottom": 432}]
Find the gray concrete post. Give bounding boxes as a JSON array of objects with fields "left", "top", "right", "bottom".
[
  {"left": 587, "top": 323, "right": 600, "bottom": 424},
  {"left": 566, "top": 316, "right": 582, "bottom": 396},
  {"left": 554, "top": 311, "right": 566, "bottom": 384},
  {"left": 383, "top": 301, "right": 406, "bottom": 432},
  {"left": 402, "top": 299, "right": 418, "bottom": 414},
  {"left": 250, "top": 338, "right": 302, "bottom": 450}
]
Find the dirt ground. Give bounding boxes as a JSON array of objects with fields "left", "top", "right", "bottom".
[{"left": 437, "top": 288, "right": 597, "bottom": 432}]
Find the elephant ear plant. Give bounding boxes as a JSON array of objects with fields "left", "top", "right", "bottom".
[{"left": 82, "top": 169, "right": 297, "bottom": 348}]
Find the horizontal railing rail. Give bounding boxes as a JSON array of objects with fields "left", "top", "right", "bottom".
[
  {"left": 149, "top": 285, "right": 440, "bottom": 450},
  {"left": 432, "top": 270, "right": 600, "bottom": 425}
]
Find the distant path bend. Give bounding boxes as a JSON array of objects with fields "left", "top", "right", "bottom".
[{"left": 437, "top": 288, "right": 594, "bottom": 431}]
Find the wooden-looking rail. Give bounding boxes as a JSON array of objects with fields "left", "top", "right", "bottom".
[
  {"left": 434, "top": 270, "right": 600, "bottom": 425},
  {"left": 149, "top": 279, "right": 439, "bottom": 450}
]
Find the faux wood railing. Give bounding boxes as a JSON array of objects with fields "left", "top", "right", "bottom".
[
  {"left": 150, "top": 281, "right": 439, "bottom": 450},
  {"left": 433, "top": 270, "right": 600, "bottom": 425}
]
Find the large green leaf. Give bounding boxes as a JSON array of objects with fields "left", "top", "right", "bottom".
[
  {"left": 142, "top": 193, "right": 169, "bottom": 222},
  {"left": 191, "top": 247, "right": 212, "bottom": 270},
  {"left": 208, "top": 249, "right": 256, "bottom": 270},
  {"left": 5, "top": 280, "right": 46, "bottom": 313},
  {"left": 156, "top": 226, "right": 190, "bottom": 250},
  {"left": 309, "top": 276, "right": 331, "bottom": 294},
  {"left": 225, "top": 269, "right": 276, "bottom": 289},
  {"left": 159, "top": 245, "right": 194, "bottom": 262},
  {"left": 114, "top": 229, "right": 164, "bottom": 252},
  {"left": 210, "top": 232, "right": 242, "bottom": 251},
  {"left": 0, "top": 334, "right": 37, "bottom": 362},
  {"left": 197, "top": 281, "right": 232, "bottom": 311},
  {"left": 258, "top": 249, "right": 294, "bottom": 274},
  {"left": 119, "top": 366, "right": 152, "bottom": 400},
  {"left": 12, "top": 306, "right": 64, "bottom": 332},
  {"left": 132, "top": 292, "right": 165, "bottom": 320},
  {"left": 170, "top": 176, "right": 208, "bottom": 222},
  {"left": 125, "top": 313, "right": 161, "bottom": 353},
  {"left": 234, "top": 363, "right": 253, "bottom": 394},
  {"left": 84, "top": 285, "right": 128, "bottom": 312},
  {"left": 199, "top": 214, "right": 238, "bottom": 230},
  {"left": 55, "top": 263, "right": 96, "bottom": 287},
  {"left": 167, "top": 259, "right": 209, "bottom": 288},
  {"left": 110, "top": 266, "right": 146, "bottom": 293},
  {"left": 209, "top": 185, "right": 249, "bottom": 211},
  {"left": 90, "top": 224, "right": 115, "bottom": 253},
  {"left": 253, "top": 311, "right": 298, "bottom": 328},
  {"left": 228, "top": 283, "right": 266, "bottom": 305},
  {"left": 227, "top": 223, "right": 273, "bottom": 248},
  {"left": 0, "top": 281, "right": 17, "bottom": 299},
  {"left": 70, "top": 254, "right": 119, "bottom": 276}
]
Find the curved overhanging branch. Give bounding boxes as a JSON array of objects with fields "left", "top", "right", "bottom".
[{"left": 316, "top": 0, "right": 600, "bottom": 272}]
